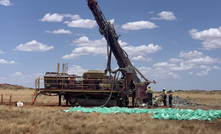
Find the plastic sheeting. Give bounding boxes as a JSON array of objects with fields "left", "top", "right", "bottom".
[{"left": 63, "top": 106, "right": 221, "bottom": 121}]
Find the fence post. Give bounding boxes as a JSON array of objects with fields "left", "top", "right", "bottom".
[
  {"left": 31, "top": 94, "right": 33, "bottom": 104},
  {"left": 9, "top": 95, "right": 12, "bottom": 106},
  {"left": 1, "top": 94, "right": 3, "bottom": 103}
]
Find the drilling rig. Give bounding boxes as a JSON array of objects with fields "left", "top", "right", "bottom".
[{"left": 32, "top": 0, "right": 156, "bottom": 107}]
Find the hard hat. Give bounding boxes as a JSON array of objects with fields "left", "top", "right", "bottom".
[
  {"left": 163, "top": 88, "right": 165, "bottom": 90},
  {"left": 148, "top": 85, "right": 151, "bottom": 88}
]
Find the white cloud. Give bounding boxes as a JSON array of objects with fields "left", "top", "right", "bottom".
[
  {"left": 169, "top": 58, "right": 183, "bottom": 63},
  {"left": 0, "top": 59, "right": 15, "bottom": 64},
  {"left": 121, "top": 21, "right": 158, "bottom": 30},
  {"left": 62, "top": 53, "right": 80, "bottom": 59},
  {"left": 179, "top": 50, "right": 204, "bottom": 59},
  {"left": 40, "top": 13, "right": 64, "bottom": 22},
  {"left": 68, "top": 65, "right": 87, "bottom": 76},
  {"left": 109, "top": 19, "right": 114, "bottom": 25},
  {"left": 0, "top": 0, "right": 13, "bottom": 6},
  {"left": 123, "top": 44, "right": 162, "bottom": 56},
  {"left": 153, "top": 62, "right": 169, "bottom": 68},
  {"left": 64, "top": 19, "right": 97, "bottom": 29},
  {"left": 139, "top": 66, "right": 180, "bottom": 79},
  {"left": 132, "top": 56, "right": 145, "bottom": 61},
  {"left": 188, "top": 72, "right": 193, "bottom": 75},
  {"left": 11, "top": 72, "right": 22, "bottom": 76},
  {"left": 186, "top": 56, "right": 219, "bottom": 64},
  {"left": 146, "top": 58, "right": 153, "bottom": 62},
  {"left": 201, "top": 39, "right": 221, "bottom": 50},
  {"left": 213, "top": 66, "right": 220, "bottom": 69},
  {"left": 170, "top": 62, "right": 195, "bottom": 71},
  {"left": 0, "top": 50, "right": 5, "bottom": 54},
  {"left": 148, "top": 11, "right": 154, "bottom": 14},
  {"left": 151, "top": 11, "right": 177, "bottom": 20},
  {"left": 62, "top": 36, "right": 161, "bottom": 59},
  {"left": 40, "top": 13, "right": 81, "bottom": 22},
  {"left": 45, "top": 29, "right": 72, "bottom": 34},
  {"left": 200, "top": 65, "right": 211, "bottom": 69},
  {"left": 197, "top": 69, "right": 211, "bottom": 76},
  {"left": 62, "top": 14, "right": 81, "bottom": 20},
  {"left": 189, "top": 27, "right": 221, "bottom": 50},
  {"left": 14, "top": 40, "right": 54, "bottom": 52},
  {"left": 189, "top": 27, "right": 221, "bottom": 40}
]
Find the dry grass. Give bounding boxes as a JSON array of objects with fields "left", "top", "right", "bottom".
[
  {"left": 1, "top": 88, "right": 221, "bottom": 133},
  {"left": 0, "top": 89, "right": 66, "bottom": 104},
  {"left": 173, "top": 92, "right": 221, "bottom": 108},
  {"left": 0, "top": 105, "right": 221, "bottom": 134},
  {"left": 153, "top": 91, "right": 221, "bottom": 108}
]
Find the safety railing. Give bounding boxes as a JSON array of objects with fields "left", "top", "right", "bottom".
[{"left": 35, "top": 77, "right": 124, "bottom": 91}]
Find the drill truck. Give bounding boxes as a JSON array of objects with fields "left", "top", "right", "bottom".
[{"left": 32, "top": 0, "right": 156, "bottom": 107}]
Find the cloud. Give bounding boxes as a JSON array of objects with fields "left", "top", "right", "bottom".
[
  {"left": 132, "top": 56, "right": 145, "bottom": 61},
  {"left": 14, "top": 40, "right": 54, "bottom": 52},
  {"left": 0, "top": 0, "right": 13, "bottom": 6},
  {"left": 11, "top": 72, "right": 22, "bottom": 76},
  {"left": 188, "top": 72, "right": 193, "bottom": 75},
  {"left": 123, "top": 44, "right": 162, "bottom": 56},
  {"left": 138, "top": 66, "right": 180, "bottom": 79},
  {"left": 170, "top": 62, "right": 195, "bottom": 71},
  {"left": 146, "top": 58, "right": 153, "bottom": 62},
  {"left": 213, "top": 66, "right": 221, "bottom": 69},
  {"left": 0, "top": 59, "right": 16, "bottom": 64},
  {"left": 169, "top": 58, "right": 183, "bottom": 63},
  {"left": 200, "top": 65, "right": 211, "bottom": 69},
  {"left": 62, "top": 14, "right": 81, "bottom": 20},
  {"left": 45, "top": 29, "right": 72, "bottom": 34},
  {"left": 109, "top": 19, "right": 114, "bottom": 24},
  {"left": 151, "top": 11, "right": 177, "bottom": 20},
  {"left": 62, "top": 36, "right": 162, "bottom": 59},
  {"left": 64, "top": 19, "right": 97, "bottom": 29},
  {"left": 201, "top": 39, "right": 221, "bottom": 50},
  {"left": 197, "top": 69, "right": 211, "bottom": 76},
  {"left": 68, "top": 65, "right": 87, "bottom": 76},
  {"left": 39, "top": 13, "right": 81, "bottom": 22},
  {"left": 40, "top": 13, "right": 64, "bottom": 22},
  {"left": 121, "top": 21, "right": 158, "bottom": 30},
  {"left": 148, "top": 11, "right": 154, "bottom": 14},
  {"left": 189, "top": 27, "right": 221, "bottom": 50},
  {"left": 186, "top": 56, "right": 219, "bottom": 64},
  {"left": 179, "top": 50, "right": 204, "bottom": 59},
  {"left": 189, "top": 27, "right": 221, "bottom": 40},
  {"left": 0, "top": 50, "right": 5, "bottom": 54}
]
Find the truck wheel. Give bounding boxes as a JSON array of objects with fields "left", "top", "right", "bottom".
[{"left": 69, "top": 96, "right": 77, "bottom": 106}]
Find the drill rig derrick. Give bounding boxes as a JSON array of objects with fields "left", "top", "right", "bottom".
[
  {"left": 87, "top": 0, "right": 156, "bottom": 106},
  {"left": 87, "top": 0, "right": 140, "bottom": 84}
]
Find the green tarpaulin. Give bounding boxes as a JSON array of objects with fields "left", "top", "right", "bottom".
[{"left": 63, "top": 106, "right": 221, "bottom": 121}]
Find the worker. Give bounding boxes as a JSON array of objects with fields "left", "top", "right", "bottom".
[
  {"left": 169, "top": 90, "right": 173, "bottom": 108},
  {"left": 146, "top": 85, "right": 153, "bottom": 108},
  {"left": 162, "top": 88, "right": 167, "bottom": 107}
]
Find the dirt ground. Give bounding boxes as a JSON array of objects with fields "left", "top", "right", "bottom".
[{"left": 0, "top": 89, "right": 221, "bottom": 134}]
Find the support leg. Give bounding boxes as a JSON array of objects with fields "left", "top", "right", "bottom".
[
  {"left": 66, "top": 93, "right": 69, "bottom": 106},
  {"left": 59, "top": 95, "right": 61, "bottom": 106},
  {"left": 132, "top": 97, "right": 134, "bottom": 107}
]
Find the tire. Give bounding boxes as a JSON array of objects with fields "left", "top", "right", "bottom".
[{"left": 69, "top": 96, "right": 77, "bottom": 106}]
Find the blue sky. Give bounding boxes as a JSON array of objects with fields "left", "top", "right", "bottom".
[{"left": 0, "top": 0, "right": 221, "bottom": 91}]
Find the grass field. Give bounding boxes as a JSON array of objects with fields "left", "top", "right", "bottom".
[
  {"left": 1, "top": 87, "right": 221, "bottom": 133},
  {"left": 0, "top": 105, "right": 221, "bottom": 134}
]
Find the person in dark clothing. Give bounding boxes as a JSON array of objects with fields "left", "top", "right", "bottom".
[
  {"left": 169, "top": 90, "right": 173, "bottom": 108},
  {"left": 162, "top": 88, "right": 167, "bottom": 107}
]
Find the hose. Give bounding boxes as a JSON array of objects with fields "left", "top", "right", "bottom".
[{"left": 100, "top": 23, "right": 116, "bottom": 107}]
